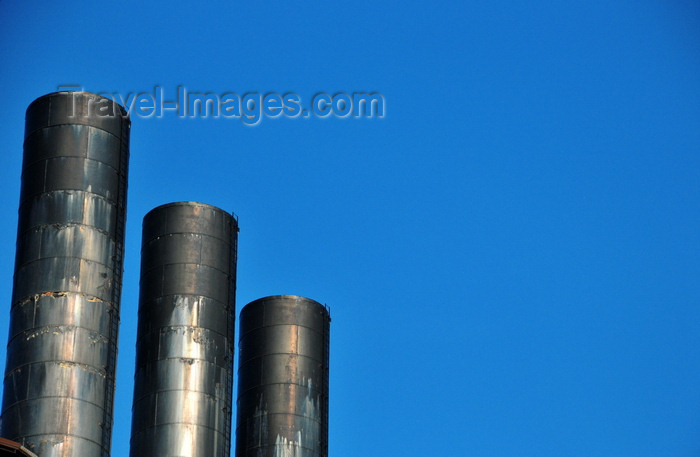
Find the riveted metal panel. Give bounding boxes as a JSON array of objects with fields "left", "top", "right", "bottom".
[
  {"left": 136, "top": 295, "right": 230, "bottom": 339},
  {"left": 12, "top": 257, "right": 117, "bottom": 304},
  {"left": 24, "top": 92, "right": 126, "bottom": 139},
  {"left": 6, "top": 324, "right": 110, "bottom": 370},
  {"left": 138, "top": 263, "right": 231, "bottom": 305},
  {"left": 129, "top": 424, "right": 226, "bottom": 457},
  {"left": 141, "top": 202, "right": 235, "bottom": 243},
  {"left": 141, "top": 232, "right": 232, "bottom": 274},
  {"left": 238, "top": 383, "right": 325, "bottom": 418},
  {"left": 3, "top": 361, "right": 107, "bottom": 408},
  {"left": 15, "top": 224, "right": 116, "bottom": 267},
  {"left": 1, "top": 91, "right": 129, "bottom": 457},
  {"left": 135, "top": 325, "right": 228, "bottom": 367},
  {"left": 8, "top": 293, "right": 111, "bottom": 342},
  {"left": 131, "top": 389, "right": 229, "bottom": 432},
  {"left": 2, "top": 398, "right": 105, "bottom": 444},
  {"left": 23, "top": 124, "right": 122, "bottom": 171},
  {"left": 237, "top": 353, "right": 324, "bottom": 395},
  {"left": 239, "top": 324, "right": 325, "bottom": 364},
  {"left": 235, "top": 295, "right": 330, "bottom": 457},
  {"left": 17, "top": 191, "right": 117, "bottom": 236},
  {"left": 129, "top": 202, "right": 238, "bottom": 457},
  {"left": 132, "top": 358, "right": 229, "bottom": 403},
  {"left": 19, "top": 158, "right": 120, "bottom": 208}
]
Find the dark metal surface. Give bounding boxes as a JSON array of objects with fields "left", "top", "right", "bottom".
[
  {"left": 235, "top": 295, "right": 330, "bottom": 457},
  {"left": 1, "top": 92, "right": 130, "bottom": 457},
  {"left": 129, "top": 202, "right": 238, "bottom": 457}
]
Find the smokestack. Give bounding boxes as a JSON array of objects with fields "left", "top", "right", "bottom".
[
  {"left": 235, "top": 295, "right": 330, "bottom": 457},
  {"left": 129, "top": 202, "right": 238, "bottom": 457},
  {"left": 1, "top": 92, "right": 130, "bottom": 457}
]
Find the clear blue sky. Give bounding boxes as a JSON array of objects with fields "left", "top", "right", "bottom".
[{"left": 1, "top": 1, "right": 699, "bottom": 456}]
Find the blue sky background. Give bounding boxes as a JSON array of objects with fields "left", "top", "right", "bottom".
[{"left": 1, "top": 1, "right": 700, "bottom": 456}]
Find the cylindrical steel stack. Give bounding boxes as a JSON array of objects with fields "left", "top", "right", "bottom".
[
  {"left": 235, "top": 295, "right": 330, "bottom": 457},
  {"left": 129, "top": 202, "right": 238, "bottom": 457},
  {"left": 1, "top": 92, "right": 130, "bottom": 457}
]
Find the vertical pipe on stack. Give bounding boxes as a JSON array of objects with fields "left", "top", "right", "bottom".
[
  {"left": 129, "top": 202, "right": 238, "bottom": 457},
  {"left": 235, "top": 295, "right": 331, "bottom": 457},
  {"left": 1, "top": 92, "right": 130, "bottom": 457}
]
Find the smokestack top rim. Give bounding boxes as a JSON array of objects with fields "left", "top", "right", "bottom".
[
  {"left": 247, "top": 294, "right": 324, "bottom": 304},
  {"left": 145, "top": 201, "right": 238, "bottom": 221},
  {"left": 242, "top": 295, "right": 330, "bottom": 316},
  {"left": 27, "top": 91, "right": 129, "bottom": 116}
]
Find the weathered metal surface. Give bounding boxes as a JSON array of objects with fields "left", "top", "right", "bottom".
[
  {"left": 1, "top": 92, "right": 130, "bottom": 457},
  {"left": 235, "top": 295, "right": 331, "bottom": 457},
  {"left": 129, "top": 202, "right": 238, "bottom": 457}
]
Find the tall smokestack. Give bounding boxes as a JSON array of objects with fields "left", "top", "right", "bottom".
[
  {"left": 129, "top": 202, "right": 238, "bottom": 457},
  {"left": 1, "top": 92, "right": 130, "bottom": 457},
  {"left": 235, "top": 295, "right": 331, "bottom": 457}
]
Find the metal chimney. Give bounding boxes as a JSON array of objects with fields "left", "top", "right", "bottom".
[
  {"left": 235, "top": 295, "right": 330, "bottom": 457},
  {"left": 1, "top": 92, "right": 130, "bottom": 457},
  {"left": 129, "top": 202, "right": 238, "bottom": 457}
]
